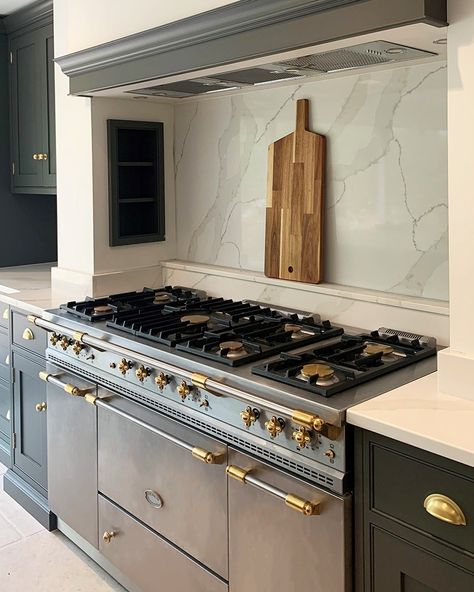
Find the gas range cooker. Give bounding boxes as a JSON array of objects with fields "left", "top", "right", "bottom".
[{"left": 31, "top": 286, "right": 437, "bottom": 494}]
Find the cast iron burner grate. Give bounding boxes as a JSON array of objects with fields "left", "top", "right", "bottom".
[
  {"left": 251, "top": 330, "right": 437, "bottom": 396},
  {"left": 106, "top": 297, "right": 343, "bottom": 365},
  {"left": 61, "top": 286, "right": 206, "bottom": 322}
]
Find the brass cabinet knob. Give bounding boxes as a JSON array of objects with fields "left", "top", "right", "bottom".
[
  {"left": 72, "top": 340, "right": 85, "bottom": 355},
  {"left": 102, "top": 530, "right": 116, "bottom": 543},
  {"left": 60, "top": 336, "right": 71, "bottom": 351},
  {"left": 135, "top": 365, "right": 151, "bottom": 382},
  {"left": 423, "top": 494, "right": 467, "bottom": 526},
  {"left": 49, "top": 332, "right": 61, "bottom": 346},
  {"left": 35, "top": 402, "right": 47, "bottom": 412},
  {"left": 240, "top": 406, "right": 260, "bottom": 428},
  {"left": 265, "top": 416, "right": 285, "bottom": 438},
  {"left": 155, "top": 372, "right": 170, "bottom": 391},
  {"left": 292, "top": 426, "right": 312, "bottom": 449},
  {"left": 118, "top": 358, "right": 134, "bottom": 375},
  {"left": 177, "top": 380, "right": 191, "bottom": 401},
  {"left": 22, "top": 328, "right": 34, "bottom": 341}
]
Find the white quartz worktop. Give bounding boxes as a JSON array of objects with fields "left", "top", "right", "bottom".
[
  {"left": 347, "top": 372, "right": 474, "bottom": 467},
  {"left": 0, "top": 263, "right": 62, "bottom": 314}
]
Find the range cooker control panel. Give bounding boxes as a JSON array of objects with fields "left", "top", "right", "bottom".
[{"left": 47, "top": 332, "right": 346, "bottom": 472}]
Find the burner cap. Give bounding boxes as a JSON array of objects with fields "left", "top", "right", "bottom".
[
  {"left": 219, "top": 341, "right": 246, "bottom": 359},
  {"left": 284, "top": 323, "right": 302, "bottom": 333},
  {"left": 364, "top": 342, "right": 394, "bottom": 356},
  {"left": 181, "top": 314, "right": 210, "bottom": 324},
  {"left": 154, "top": 293, "right": 171, "bottom": 303},
  {"left": 92, "top": 305, "right": 114, "bottom": 316},
  {"left": 301, "top": 363, "right": 334, "bottom": 379}
]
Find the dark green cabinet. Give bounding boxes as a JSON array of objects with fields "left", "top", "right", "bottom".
[
  {"left": 12, "top": 352, "right": 48, "bottom": 493},
  {"left": 9, "top": 23, "right": 56, "bottom": 194},
  {"left": 355, "top": 429, "right": 474, "bottom": 592}
]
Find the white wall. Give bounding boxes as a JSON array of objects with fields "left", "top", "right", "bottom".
[
  {"left": 54, "top": 0, "right": 239, "bottom": 55},
  {"left": 91, "top": 98, "right": 176, "bottom": 274}
]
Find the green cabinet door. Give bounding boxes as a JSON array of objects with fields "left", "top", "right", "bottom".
[
  {"left": 9, "top": 23, "right": 56, "bottom": 194},
  {"left": 12, "top": 353, "right": 48, "bottom": 493}
]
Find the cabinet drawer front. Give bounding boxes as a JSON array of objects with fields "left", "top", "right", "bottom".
[
  {"left": 98, "top": 399, "right": 228, "bottom": 578},
  {"left": 0, "top": 333, "right": 10, "bottom": 382},
  {"left": 0, "top": 305, "right": 9, "bottom": 329},
  {"left": 99, "top": 495, "right": 227, "bottom": 592},
  {"left": 228, "top": 449, "right": 351, "bottom": 592},
  {"left": 12, "top": 311, "right": 46, "bottom": 356},
  {"left": 371, "top": 442, "right": 474, "bottom": 554}
]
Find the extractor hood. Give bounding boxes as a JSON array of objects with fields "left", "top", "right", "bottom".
[
  {"left": 56, "top": 0, "right": 447, "bottom": 97},
  {"left": 128, "top": 41, "right": 437, "bottom": 99}
]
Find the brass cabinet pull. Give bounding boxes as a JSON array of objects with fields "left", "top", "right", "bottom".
[
  {"left": 35, "top": 402, "right": 47, "bottom": 412},
  {"left": 423, "top": 494, "right": 467, "bottom": 526},
  {"left": 94, "top": 398, "right": 223, "bottom": 465},
  {"left": 226, "top": 465, "right": 320, "bottom": 516},
  {"left": 2, "top": 308, "right": 8, "bottom": 320},
  {"left": 22, "top": 328, "right": 34, "bottom": 340},
  {"left": 102, "top": 530, "right": 116, "bottom": 543}
]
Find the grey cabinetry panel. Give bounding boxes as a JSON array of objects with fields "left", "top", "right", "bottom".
[
  {"left": 0, "top": 377, "right": 10, "bottom": 440},
  {"left": 12, "top": 352, "right": 47, "bottom": 492},
  {"left": 9, "top": 23, "right": 56, "bottom": 194}
]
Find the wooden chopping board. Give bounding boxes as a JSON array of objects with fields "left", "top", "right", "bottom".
[{"left": 264, "top": 98, "right": 325, "bottom": 284}]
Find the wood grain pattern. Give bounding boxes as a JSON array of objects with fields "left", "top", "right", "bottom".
[{"left": 264, "top": 98, "right": 325, "bottom": 283}]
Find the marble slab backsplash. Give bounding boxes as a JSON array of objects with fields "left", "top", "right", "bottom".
[{"left": 174, "top": 62, "right": 448, "bottom": 301}]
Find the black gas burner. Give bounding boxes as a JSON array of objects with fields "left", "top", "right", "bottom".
[
  {"left": 105, "top": 297, "right": 343, "bottom": 363},
  {"left": 252, "top": 330, "right": 437, "bottom": 396},
  {"left": 61, "top": 286, "right": 206, "bottom": 322}
]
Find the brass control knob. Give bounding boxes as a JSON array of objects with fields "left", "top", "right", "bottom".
[
  {"left": 49, "top": 332, "right": 61, "bottom": 346},
  {"left": 72, "top": 340, "right": 85, "bottom": 356},
  {"left": 177, "top": 380, "right": 191, "bottom": 401},
  {"left": 199, "top": 399, "right": 209, "bottom": 408},
  {"left": 292, "top": 426, "right": 312, "bottom": 449},
  {"left": 118, "top": 358, "right": 134, "bottom": 375},
  {"left": 324, "top": 449, "right": 335, "bottom": 460},
  {"left": 35, "top": 402, "right": 47, "bottom": 413},
  {"left": 60, "top": 336, "right": 72, "bottom": 351},
  {"left": 265, "top": 416, "right": 285, "bottom": 438},
  {"left": 240, "top": 406, "right": 260, "bottom": 428},
  {"left": 155, "top": 372, "right": 170, "bottom": 391},
  {"left": 102, "top": 530, "right": 116, "bottom": 543},
  {"left": 312, "top": 417, "right": 325, "bottom": 431},
  {"left": 135, "top": 365, "right": 152, "bottom": 382}
]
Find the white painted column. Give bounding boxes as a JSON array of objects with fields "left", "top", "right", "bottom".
[{"left": 438, "top": 0, "right": 474, "bottom": 399}]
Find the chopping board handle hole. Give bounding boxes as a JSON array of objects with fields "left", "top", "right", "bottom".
[{"left": 288, "top": 266, "right": 294, "bottom": 273}]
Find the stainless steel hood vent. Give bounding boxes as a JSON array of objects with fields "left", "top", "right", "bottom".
[
  {"left": 277, "top": 41, "right": 436, "bottom": 73},
  {"left": 128, "top": 41, "right": 437, "bottom": 98}
]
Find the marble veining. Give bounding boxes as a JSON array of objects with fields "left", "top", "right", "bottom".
[{"left": 174, "top": 62, "right": 448, "bottom": 301}]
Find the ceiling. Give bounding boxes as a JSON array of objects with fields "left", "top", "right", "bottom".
[{"left": 0, "top": 0, "right": 36, "bottom": 16}]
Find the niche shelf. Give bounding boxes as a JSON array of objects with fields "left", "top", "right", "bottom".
[{"left": 107, "top": 119, "right": 165, "bottom": 246}]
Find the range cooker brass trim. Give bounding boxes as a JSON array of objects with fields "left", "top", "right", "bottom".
[{"left": 29, "top": 315, "right": 342, "bottom": 438}]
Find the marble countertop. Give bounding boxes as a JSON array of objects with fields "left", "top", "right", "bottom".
[
  {"left": 0, "top": 263, "right": 62, "bottom": 314},
  {"left": 347, "top": 372, "right": 474, "bottom": 467}
]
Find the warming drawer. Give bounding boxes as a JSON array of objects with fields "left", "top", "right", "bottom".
[
  {"left": 97, "top": 396, "right": 228, "bottom": 579},
  {"left": 99, "top": 495, "right": 227, "bottom": 592}
]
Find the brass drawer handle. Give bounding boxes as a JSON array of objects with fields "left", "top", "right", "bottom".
[
  {"left": 102, "top": 530, "right": 116, "bottom": 543},
  {"left": 22, "top": 328, "right": 34, "bottom": 340},
  {"left": 226, "top": 465, "right": 320, "bottom": 516},
  {"left": 35, "top": 402, "right": 47, "bottom": 412},
  {"left": 2, "top": 308, "right": 8, "bottom": 320},
  {"left": 424, "top": 494, "right": 467, "bottom": 526}
]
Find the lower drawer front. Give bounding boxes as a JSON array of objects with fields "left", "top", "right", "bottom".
[
  {"left": 99, "top": 496, "right": 227, "bottom": 592},
  {"left": 371, "top": 442, "right": 474, "bottom": 554}
]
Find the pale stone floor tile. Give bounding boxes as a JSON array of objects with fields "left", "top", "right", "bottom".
[{"left": 0, "top": 464, "right": 126, "bottom": 591}]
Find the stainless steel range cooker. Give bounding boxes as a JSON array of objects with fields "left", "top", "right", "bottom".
[{"left": 28, "top": 286, "right": 437, "bottom": 592}]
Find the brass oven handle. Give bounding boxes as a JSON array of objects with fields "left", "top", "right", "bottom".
[
  {"left": 94, "top": 398, "right": 223, "bottom": 465},
  {"left": 423, "top": 494, "right": 467, "bottom": 526},
  {"left": 38, "top": 371, "right": 97, "bottom": 403},
  {"left": 28, "top": 315, "right": 341, "bottom": 439},
  {"left": 226, "top": 465, "right": 320, "bottom": 516}
]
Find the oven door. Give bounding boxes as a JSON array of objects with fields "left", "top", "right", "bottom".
[{"left": 227, "top": 448, "right": 352, "bottom": 592}]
